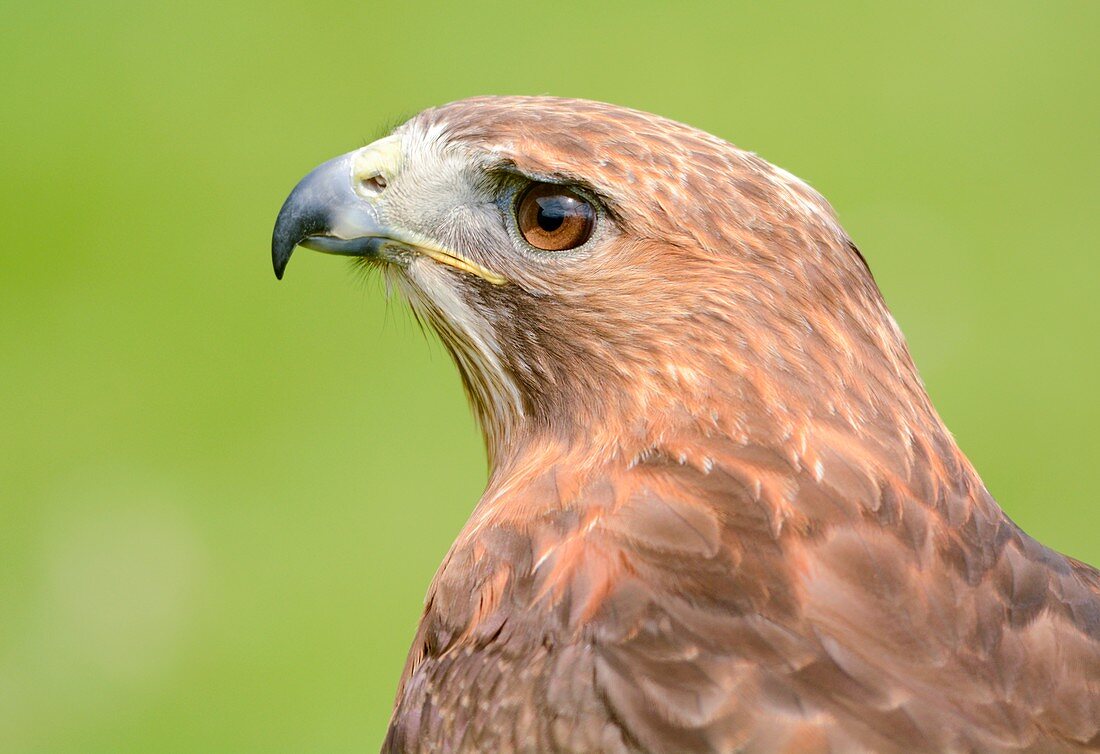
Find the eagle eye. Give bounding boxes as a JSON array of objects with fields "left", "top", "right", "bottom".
[{"left": 516, "top": 183, "right": 595, "bottom": 251}]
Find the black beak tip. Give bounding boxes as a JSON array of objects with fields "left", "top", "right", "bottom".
[
  {"left": 272, "top": 244, "right": 289, "bottom": 280},
  {"left": 271, "top": 205, "right": 302, "bottom": 281}
]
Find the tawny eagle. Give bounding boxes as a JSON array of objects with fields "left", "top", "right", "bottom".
[{"left": 272, "top": 97, "right": 1100, "bottom": 753}]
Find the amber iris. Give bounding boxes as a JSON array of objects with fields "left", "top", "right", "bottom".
[{"left": 516, "top": 183, "right": 595, "bottom": 251}]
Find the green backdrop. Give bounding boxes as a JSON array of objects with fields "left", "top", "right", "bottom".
[{"left": 2, "top": 2, "right": 1098, "bottom": 751}]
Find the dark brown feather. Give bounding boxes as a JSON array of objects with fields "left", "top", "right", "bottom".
[{"left": 386, "top": 437, "right": 1100, "bottom": 752}]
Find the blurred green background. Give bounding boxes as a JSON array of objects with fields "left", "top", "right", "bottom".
[{"left": 2, "top": 1, "right": 1098, "bottom": 751}]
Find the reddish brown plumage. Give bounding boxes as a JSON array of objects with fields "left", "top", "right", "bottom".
[{"left": 298, "top": 97, "right": 1100, "bottom": 752}]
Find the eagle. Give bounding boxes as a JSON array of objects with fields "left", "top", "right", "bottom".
[{"left": 271, "top": 97, "right": 1100, "bottom": 753}]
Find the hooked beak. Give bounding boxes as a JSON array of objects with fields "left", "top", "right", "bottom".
[
  {"left": 271, "top": 152, "right": 390, "bottom": 280},
  {"left": 271, "top": 145, "right": 507, "bottom": 284}
]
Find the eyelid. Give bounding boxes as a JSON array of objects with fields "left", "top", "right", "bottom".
[{"left": 489, "top": 165, "right": 610, "bottom": 209}]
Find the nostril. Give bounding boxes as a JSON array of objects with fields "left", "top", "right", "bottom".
[{"left": 359, "top": 173, "right": 388, "bottom": 196}]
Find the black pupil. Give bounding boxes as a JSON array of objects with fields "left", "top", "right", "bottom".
[{"left": 535, "top": 195, "right": 575, "bottom": 232}]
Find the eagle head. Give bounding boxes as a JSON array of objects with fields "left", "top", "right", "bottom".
[{"left": 273, "top": 96, "right": 935, "bottom": 470}]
